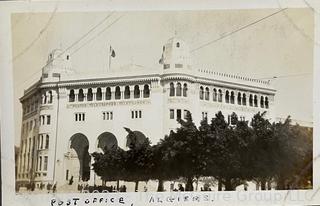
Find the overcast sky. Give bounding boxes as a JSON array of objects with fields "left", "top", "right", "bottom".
[{"left": 12, "top": 9, "right": 314, "bottom": 145}]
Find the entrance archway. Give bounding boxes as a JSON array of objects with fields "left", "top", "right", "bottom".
[
  {"left": 97, "top": 132, "right": 118, "bottom": 152},
  {"left": 66, "top": 133, "right": 91, "bottom": 183}
]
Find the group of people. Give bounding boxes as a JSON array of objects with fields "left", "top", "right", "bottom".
[
  {"left": 172, "top": 184, "right": 185, "bottom": 192},
  {"left": 22, "top": 181, "right": 56, "bottom": 193}
]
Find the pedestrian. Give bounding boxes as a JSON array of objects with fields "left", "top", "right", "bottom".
[
  {"left": 47, "top": 183, "right": 52, "bottom": 193},
  {"left": 69, "top": 176, "right": 74, "bottom": 185},
  {"left": 178, "top": 184, "right": 185, "bottom": 191},
  {"left": 52, "top": 183, "right": 57, "bottom": 193}
]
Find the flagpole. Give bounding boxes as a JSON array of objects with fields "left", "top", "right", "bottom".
[{"left": 108, "top": 45, "right": 111, "bottom": 71}]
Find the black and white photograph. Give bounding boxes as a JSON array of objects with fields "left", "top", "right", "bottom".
[{"left": 1, "top": 1, "right": 319, "bottom": 205}]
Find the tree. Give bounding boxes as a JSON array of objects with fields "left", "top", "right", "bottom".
[
  {"left": 272, "top": 119, "right": 312, "bottom": 189},
  {"left": 123, "top": 128, "right": 154, "bottom": 192},
  {"left": 158, "top": 111, "right": 206, "bottom": 191},
  {"left": 91, "top": 146, "right": 125, "bottom": 189},
  {"left": 250, "top": 112, "right": 275, "bottom": 190}
]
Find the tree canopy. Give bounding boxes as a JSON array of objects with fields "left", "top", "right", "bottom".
[{"left": 92, "top": 111, "right": 312, "bottom": 191}]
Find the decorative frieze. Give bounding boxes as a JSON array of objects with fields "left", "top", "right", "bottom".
[{"left": 66, "top": 99, "right": 151, "bottom": 109}]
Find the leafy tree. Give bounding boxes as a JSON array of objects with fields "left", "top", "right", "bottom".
[
  {"left": 250, "top": 112, "right": 275, "bottom": 190},
  {"left": 123, "top": 128, "right": 154, "bottom": 191},
  {"left": 158, "top": 111, "right": 206, "bottom": 191},
  {"left": 91, "top": 146, "right": 125, "bottom": 189}
]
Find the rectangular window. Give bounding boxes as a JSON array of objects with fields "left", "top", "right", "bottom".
[
  {"left": 202, "top": 112, "right": 208, "bottom": 120},
  {"left": 103, "top": 111, "right": 113, "bottom": 120},
  {"left": 45, "top": 135, "right": 49, "bottom": 149},
  {"left": 170, "top": 109, "right": 174, "bottom": 119},
  {"left": 66, "top": 170, "right": 69, "bottom": 181},
  {"left": 177, "top": 109, "right": 181, "bottom": 120},
  {"left": 39, "top": 156, "right": 42, "bottom": 171},
  {"left": 43, "top": 156, "right": 48, "bottom": 171},
  {"left": 164, "top": 64, "right": 170, "bottom": 69},
  {"left": 40, "top": 135, "right": 43, "bottom": 149},
  {"left": 37, "top": 135, "right": 40, "bottom": 150},
  {"left": 175, "top": 64, "right": 183, "bottom": 68},
  {"left": 131, "top": 110, "right": 142, "bottom": 119},
  {"left": 75, "top": 113, "right": 85, "bottom": 121},
  {"left": 47, "top": 115, "right": 51, "bottom": 125}
]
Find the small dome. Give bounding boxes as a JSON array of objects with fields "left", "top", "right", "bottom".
[
  {"left": 160, "top": 37, "right": 192, "bottom": 70},
  {"left": 42, "top": 49, "right": 73, "bottom": 82}
]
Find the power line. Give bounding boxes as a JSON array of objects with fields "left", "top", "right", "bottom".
[
  {"left": 70, "top": 14, "right": 125, "bottom": 56},
  {"left": 257, "top": 73, "right": 312, "bottom": 80},
  {"left": 17, "top": 12, "right": 119, "bottom": 89},
  {"left": 191, "top": 8, "right": 288, "bottom": 53},
  {"left": 13, "top": 3, "right": 58, "bottom": 62}
]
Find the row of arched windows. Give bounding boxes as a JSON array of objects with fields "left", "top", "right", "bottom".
[
  {"left": 199, "top": 86, "right": 269, "bottom": 109},
  {"left": 23, "top": 90, "right": 53, "bottom": 116},
  {"left": 42, "top": 91, "right": 53, "bottom": 104},
  {"left": 169, "top": 82, "right": 188, "bottom": 97},
  {"left": 199, "top": 87, "right": 223, "bottom": 102},
  {"left": 69, "top": 85, "right": 150, "bottom": 102}
]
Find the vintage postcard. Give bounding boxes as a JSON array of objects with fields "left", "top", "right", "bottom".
[{"left": 1, "top": 0, "right": 320, "bottom": 205}]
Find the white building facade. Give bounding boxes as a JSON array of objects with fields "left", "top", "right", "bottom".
[{"left": 16, "top": 37, "right": 276, "bottom": 191}]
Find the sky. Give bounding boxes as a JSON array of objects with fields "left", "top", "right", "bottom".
[{"left": 11, "top": 9, "right": 314, "bottom": 146}]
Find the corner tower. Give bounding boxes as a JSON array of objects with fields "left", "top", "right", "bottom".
[
  {"left": 42, "top": 49, "right": 74, "bottom": 83},
  {"left": 159, "top": 37, "right": 192, "bottom": 72}
]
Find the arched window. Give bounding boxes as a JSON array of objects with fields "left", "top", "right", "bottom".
[
  {"left": 230, "top": 91, "right": 235, "bottom": 104},
  {"left": 213, "top": 88, "right": 217, "bottom": 101},
  {"left": 48, "top": 91, "right": 53, "bottom": 103},
  {"left": 254, "top": 95, "right": 258, "bottom": 107},
  {"left": 169, "top": 83, "right": 175, "bottom": 96},
  {"left": 45, "top": 135, "right": 49, "bottom": 149},
  {"left": 265, "top": 97, "right": 269, "bottom": 109},
  {"left": 183, "top": 83, "right": 188, "bottom": 97},
  {"left": 242, "top": 93, "right": 246, "bottom": 106},
  {"left": 87, "top": 88, "right": 93, "bottom": 101},
  {"left": 124, "top": 86, "right": 130, "bottom": 99},
  {"left": 199, "top": 86, "right": 204, "bottom": 100},
  {"left": 78, "top": 89, "right": 84, "bottom": 102},
  {"left": 143, "top": 84, "right": 150, "bottom": 98},
  {"left": 96, "top": 88, "right": 102, "bottom": 101},
  {"left": 106, "top": 87, "right": 111, "bottom": 100},
  {"left": 237, "top": 92, "right": 241, "bottom": 105},
  {"left": 218, "top": 89, "right": 223, "bottom": 102},
  {"left": 69, "top": 89, "right": 75, "bottom": 102},
  {"left": 176, "top": 83, "right": 182, "bottom": 96},
  {"left": 115, "top": 86, "right": 121, "bottom": 100},
  {"left": 134, "top": 85, "right": 140, "bottom": 98},
  {"left": 176, "top": 42, "right": 180, "bottom": 48},
  {"left": 225, "top": 90, "right": 230, "bottom": 103},
  {"left": 249, "top": 94, "right": 253, "bottom": 106},
  {"left": 205, "top": 87, "right": 210, "bottom": 100},
  {"left": 260, "top": 96, "right": 265, "bottom": 108}
]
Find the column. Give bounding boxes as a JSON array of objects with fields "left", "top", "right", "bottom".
[
  {"left": 120, "top": 86, "right": 124, "bottom": 99},
  {"left": 83, "top": 89, "right": 88, "bottom": 101},
  {"left": 111, "top": 87, "right": 115, "bottom": 100},
  {"left": 92, "top": 88, "right": 97, "bottom": 101},
  {"left": 129, "top": 85, "right": 134, "bottom": 99},
  {"left": 74, "top": 89, "right": 79, "bottom": 102},
  {"left": 139, "top": 85, "right": 143, "bottom": 98}
]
